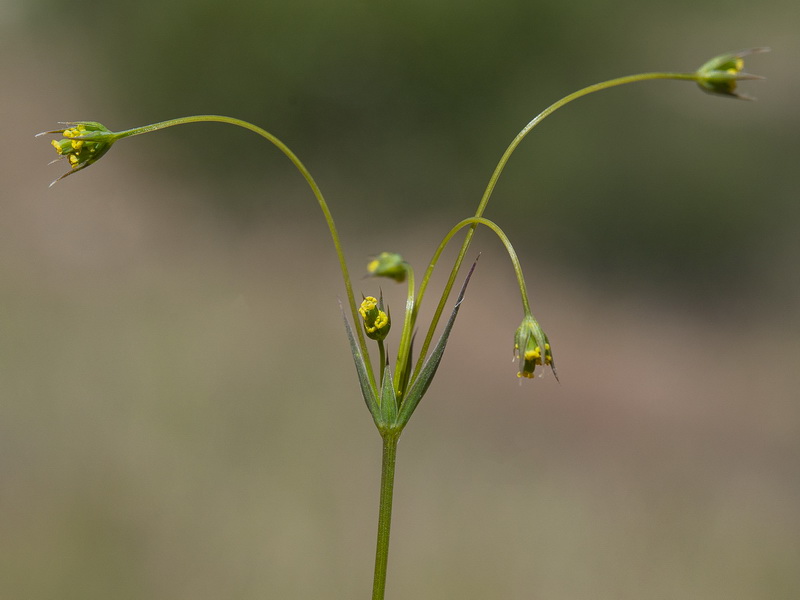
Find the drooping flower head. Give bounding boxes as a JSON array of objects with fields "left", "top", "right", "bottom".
[
  {"left": 38, "top": 121, "right": 119, "bottom": 185},
  {"left": 695, "top": 48, "right": 769, "bottom": 100},
  {"left": 514, "top": 314, "right": 556, "bottom": 380}
]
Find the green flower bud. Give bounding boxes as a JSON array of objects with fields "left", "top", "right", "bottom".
[
  {"left": 367, "top": 252, "right": 408, "bottom": 283},
  {"left": 359, "top": 296, "right": 391, "bottom": 341},
  {"left": 695, "top": 48, "right": 768, "bottom": 100},
  {"left": 514, "top": 314, "right": 556, "bottom": 380},
  {"left": 38, "top": 121, "right": 119, "bottom": 185}
]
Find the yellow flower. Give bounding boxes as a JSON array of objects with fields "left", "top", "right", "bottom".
[
  {"left": 38, "top": 121, "right": 118, "bottom": 185},
  {"left": 359, "top": 296, "right": 391, "bottom": 341},
  {"left": 514, "top": 314, "right": 556, "bottom": 380},
  {"left": 695, "top": 48, "right": 769, "bottom": 100}
]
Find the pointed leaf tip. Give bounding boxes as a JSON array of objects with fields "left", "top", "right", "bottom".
[{"left": 396, "top": 256, "right": 480, "bottom": 427}]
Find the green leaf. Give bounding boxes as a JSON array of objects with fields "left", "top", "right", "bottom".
[
  {"left": 341, "top": 304, "right": 382, "bottom": 427},
  {"left": 396, "top": 257, "right": 479, "bottom": 428}
]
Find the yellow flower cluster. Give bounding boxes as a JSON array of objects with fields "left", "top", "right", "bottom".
[{"left": 39, "top": 121, "right": 117, "bottom": 184}]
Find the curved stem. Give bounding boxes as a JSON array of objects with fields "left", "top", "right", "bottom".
[
  {"left": 411, "top": 217, "right": 529, "bottom": 382},
  {"left": 416, "top": 71, "right": 698, "bottom": 375},
  {"left": 473, "top": 72, "right": 696, "bottom": 222},
  {"left": 372, "top": 433, "right": 399, "bottom": 600},
  {"left": 116, "top": 115, "right": 377, "bottom": 390}
]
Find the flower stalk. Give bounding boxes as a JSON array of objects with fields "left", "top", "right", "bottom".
[{"left": 40, "top": 115, "right": 378, "bottom": 391}]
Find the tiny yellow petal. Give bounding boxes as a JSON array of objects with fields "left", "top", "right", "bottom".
[
  {"left": 524, "top": 348, "right": 541, "bottom": 361},
  {"left": 359, "top": 296, "right": 378, "bottom": 319}
]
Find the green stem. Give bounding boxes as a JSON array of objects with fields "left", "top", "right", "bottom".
[
  {"left": 372, "top": 433, "right": 399, "bottom": 600},
  {"left": 474, "top": 72, "right": 696, "bottom": 222},
  {"left": 378, "top": 340, "right": 386, "bottom": 386},
  {"left": 415, "top": 71, "right": 698, "bottom": 370},
  {"left": 115, "top": 115, "right": 377, "bottom": 390},
  {"left": 410, "top": 216, "right": 529, "bottom": 382}
]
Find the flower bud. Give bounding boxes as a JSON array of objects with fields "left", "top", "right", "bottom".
[
  {"left": 514, "top": 314, "right": 556, "bottom": 380},
  {"left": 695, "top": 48, "right": 768, "bottom": 100},
  {"left": 367, "top": 252, "right": 408, "bottom": 283},
  {"left": 359, "top": 296, "right": 391, "bottom": 341}
]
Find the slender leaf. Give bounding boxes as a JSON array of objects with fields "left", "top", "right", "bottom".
[
  {"left": 341, "top": 303, "right": 382, "bottom": 427},
  {"left": 396, "top": 257, "right": 479, "bottom": 428},
  {"left": 379, "top": 365, "right": 398, "bottom": 428}
]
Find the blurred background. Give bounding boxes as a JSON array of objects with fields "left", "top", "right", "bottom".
[{"left": 2, "top": 0, "right": 799, "bottom": 598}]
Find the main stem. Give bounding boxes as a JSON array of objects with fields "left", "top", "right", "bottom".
[{"left": 372, "top": 433, "right": 399, "bottom": 600}]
